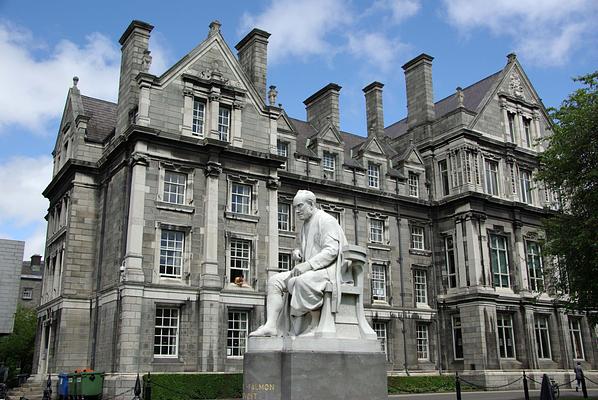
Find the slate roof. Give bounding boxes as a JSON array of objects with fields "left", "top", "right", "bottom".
[
  {"left": 21, "top": 260, "right": 45, "bottom": 277},
  {"left": 81, "top": 96, "right": 117, "bottom": 143},
  {"left": 385, "top": 70, "right": 502, "bottom": 139}
]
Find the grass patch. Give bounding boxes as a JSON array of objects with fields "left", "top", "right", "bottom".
[{"left": 387, "top": 375, "right": 474, "bottom": 394}]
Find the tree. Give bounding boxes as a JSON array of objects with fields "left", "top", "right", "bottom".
[
  {"left": 0, "top": 305, "right": 37, "bottom": 386},
  {"left": 537, "top": 71, "right": 598, "bottom": 317}
]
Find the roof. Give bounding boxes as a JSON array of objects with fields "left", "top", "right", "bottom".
[
  {"left": 81, "top": 96, "right": 117, "bottom": 143},
  {"left": 21, "top": 260, "right": 45, "bottom": 277},
  {"left": 385, "top": 70, "right": 502, "bottom": 139}
]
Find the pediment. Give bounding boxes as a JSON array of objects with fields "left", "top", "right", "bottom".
[
  {"left": 497, "top": 65, "right": 539, "bottom": 105},
  {"left": 363, "top": 136, "right": 385, "bottom": 155},
  {"left": 277, "top": 112, "right": 295, "bottom": 133}
]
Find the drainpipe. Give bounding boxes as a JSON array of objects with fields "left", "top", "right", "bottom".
[{"left": 395, "top": 201, "right": 409, "bottom": 375}]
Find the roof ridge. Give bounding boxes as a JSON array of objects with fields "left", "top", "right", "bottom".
[
  {"left": 433, "top": 70, "right": 502, "bottom": 105},
  {"left": 81, "top": 95, "right": 117, "bottom": 106}
]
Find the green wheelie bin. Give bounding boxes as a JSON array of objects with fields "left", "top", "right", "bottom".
[{"left": 79, "top": 372, "right": 104, "bottom": 400}]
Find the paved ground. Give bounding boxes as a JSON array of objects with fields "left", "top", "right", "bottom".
[{"left": 389, "top": 388, "right": 598, "bottom": 399}]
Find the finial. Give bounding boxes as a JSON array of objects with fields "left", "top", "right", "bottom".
[
  {"left": 268, "top": 85, "right": 278, "bottom": 106},
  {"left": 208, "top": 20, "right": 222, "bottom": 37},
  {"left": 507, "top": 53, "right": 517, "bottom": 62},
  {"left": 456, "top": 86, "right": 464, "bottom": 107},
  {"left": 73, "top": 76, "right": 79, "bottom": 87},
  {"left": 141, "top": 50, "right": 152, "bottom": 72}
]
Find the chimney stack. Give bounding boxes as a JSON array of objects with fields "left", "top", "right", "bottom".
[
  {"left": 235, "top": 29, "right": 271, "bottom": 103},
  {"left": 116, "top": 20, "right": 154, "bottom": 135},
  {"left": 363, "top": 81, "right": 384, "bottom": 137},
  {"left": 30, "top": 254, "right": 42, "bottom": 272},
  {"left": 303, "top": 83, "right": 342, "bottom": 132},
  {"left": 402, "top": 53, "right": 435, "bottom": 128}
]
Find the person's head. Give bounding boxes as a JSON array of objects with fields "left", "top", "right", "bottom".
[
  {"left": 293, "top": 190, "right": 317, "bottom": 221},
  {"left": 577, "top": 361, "right": 581, "bottom": 365}
]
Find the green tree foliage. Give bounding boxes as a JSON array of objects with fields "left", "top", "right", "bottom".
[
  {"left": 537, "top": 71, "right": 598, "bottom": 317},
  {"left": 0, "top": 305, "right": 37, "bottom": 386}
]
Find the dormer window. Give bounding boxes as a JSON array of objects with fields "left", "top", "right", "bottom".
[
  {"left": 323, "top": 152, "right": 336, "bottom": 180},
  {"left": 408, "top": 172, "right": 419, "bottom": 197},
  {"left": 192, "top": 99, "right": 206, "bottom": 136},
  {"left": 218, "top": 106, "right": 231, "bottom": 141},
  {"left": 368, "top": 163, "right": 380, "bottom": 188}
]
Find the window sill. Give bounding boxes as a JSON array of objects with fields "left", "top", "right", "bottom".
[
  {"left": 416, "top": 303, "right": 432, "bottom": 309},
  {"left": 368, "top": 243, "right": 391, "bottom": 251},
  {"left": 279, "top": 231, "right": 296, "bottom": 238},
  {"left": 152, "top": 357, "right": 183, "bottom": 364},
  {"left": 409, "top": 249, "right": 431, "bottom": 256},
  {"left": 156, "top": 201, "right": 195, "bottom": 214},
  {"left": 225, "top": 211, "right": 260, "bottom": 223},
  {"left": 224, "top": 282, "right": 255, "bottom": 291},
  {"left": 371, "top": 300, "right": 390, "bottom": 306}
]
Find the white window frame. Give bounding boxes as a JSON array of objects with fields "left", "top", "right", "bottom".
[
  {"left": 410, "top": 226, "right": 425, "bottom": 250},
  {"left": 535, "top": 315, "right": 552, "bottom": 360},
  {"left": 218, "top": 105, "right": 231, "bottom": 142},
  {"left": 485, "top": 159, "right": 499, "bottom": 196},
  {"left": 519, "top": 169, "right": 533, "bottom": 204},
  {"left": 278, "top": 202, "right": 291, "bottom": 231},
  {"left": 227, "top": 310, "right": 249, "bottom": 358},
  {"left": 523, "top": 117, "right": 532, "bottom": 147},
  {"left": 414, "top": 269, "right": 428, "bottom": 306},
  {"left": 439, "top": 159, "right": 450, "bottom": 196},
  {"left": 369, "top": 218, "right": 385, "bottom": 243},
  {"left": 373, "top": 321, "right": 388, "bottom": 359},
  {"left": 163, "top": 170, "right": 187, "bottom": 205},
  {"left": 154, "top": 307, "right": 179, "bottom": 358},
  {"left": 323, "top": 152, "right": 336, "bottom": 180},
  {"left": 368, "top": 163, "right": 380, "bottom": 189},
  {"left": 569, "top": 318, "right": 585, "bottom": 360},
  {"left": 452, "top": 315, "right": 463, "bottom": 360},
  {"left": 22, "top": 287, "right": 33, "bottom": 300},
  {"left": 278, "top": 252, "right": 292, "bottom": 271},
  {"left": 277, "top": 141, "right": 288, "bottom": 169},
  {"left": 490, "top": 234, "right": 510, "bottom": 288},
  {"left": 159, "top": 229, "right": 185, "bottom": 279},
  {"left": 445, "top": 236, "right": 457, "bottom": 288},
  {"left": 229, "top": 238, "right": 251, "bottom": 284},
  {"left": 507, "top": 111, "right": 516, "bottom": 142},
  {"left": 192, "top": 98, "right": 206, "bottom": 136},
  {"left": 416, "top": 324, "right": 429, "bottom": 360},
  {"left": 408, "top": 172, "right": 419, "bottom": 197},
  {"left": 526, "top": 241, "right": 544, "bottom": 292},
  {"left": 371, "top": 263, "right": 387, "bottom": 302},
  {"left": 497, "top": 313, "right": 516, "bottom": 359},
  {"left": 231, "top": 182, "right": 252, "bottom": 215}
]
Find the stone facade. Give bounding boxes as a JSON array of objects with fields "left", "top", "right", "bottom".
[
  {"left": 18, "top": 255, "right": 45, "bottom": 309},
  {"left": 34, "top": 19, "right": 596, "bottom": 387},
  {"left": 0, "top": 239, "right": 24, "bottom": 335}
]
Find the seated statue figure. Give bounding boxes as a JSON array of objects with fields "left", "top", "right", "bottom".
[{"left": 250, "top": 189, "right": 357, "bottom": 337}]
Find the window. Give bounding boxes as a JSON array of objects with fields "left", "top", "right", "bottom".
[
  {"left": 231, "top": 183, "right": 251, "bottom": 215},
  {"left": 535, "top": 315, "right": 551, "bottom": 359},
  {"left": 373, "top": 321, "right": 388, "bottom": 359},
  {"left": 414, "top": 269, "right": 428, "bottom": 305},
  {"left": 154, "top": 307, "right": 179, "bottom": 357},
  {"left": 569, "top": 318, "right": 585, "bottom": 360},
  {"left": 277, "top": 141, "right": 288, "bottom": 169},
  {"left": 163, "top": 171, "right": 186, "bottom": 205},
  {"left": 452, "top": 316, "right": 463, "bottom": 360},
  {"left": 527, "top": 241, "right": 544, "bottom": 292},
  {"left": 497, "top": 313, "right": 515, "bottom": 358},
  {"left": 408, "top": 172, "right": 419, "bottom": 197},
  {"left": 160, "top": 230, "right": 184, "bottom": 278},
  {"left": 439, "top": 160, "right": 450, "bottom": 196},
  {"left": 416, "top": 324, "right": 429, "bottom": 360},
  {"left": 278, "top": 252, "right": 291, "bottom": 271},
  {"left": 227, "top": 311, "right": 248, "bottom": 357},
  {"left": 218, "top": 106, "right": 231, "bottom": 141},
  {"left": 22, "top": 288, "right": 33, "bottom": 300},
  {"left": 445, "top": 236, "right": 457, "bottom": 288},
  {"left": 485, "top": 159, "right": 499, "bottom": 196},
  {"left": 368, "top": 163, "right": 380, "bottom": 188},
  {"left": 192, "top": 99, "right": 205, "bottom": 135},
  {"left": 410, "top": 226, "right": 425, "bottom": 250},
  {"left": 369, "top": 218, "right": 385, "bottom": 243},
  {"left": 507, "top": 112, "right": 516, "bottom": 142},
  {"left": 229, "top": 239, "right": 250, "bottom": 283},
  {"left": 489, "top": 234, "right": 509, "bottom": 288},
  {"left": 278, "top": 203, "right": 291, "bottom": 231},
  {"left": 520, "top": 169, "right": 532, "bottom": 204},
  {"left": 371, "top": 264, "right": 387, "bottom": 302},
  {"left": 523, "top": 117, "right": 532, "bottom": 147},
  {"left": 322, "top": 152, "right": 336, "bottom": 180}
]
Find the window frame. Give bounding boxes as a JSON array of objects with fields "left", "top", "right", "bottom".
[
  {"left": 192, "top": 98, "right": 206, "bottom": 136},
  {"left": 445, "top": 235, "right": 457, "bottom": 288},
  {"left": 439, "top": 159, "right": 450, "bottom": 196},
  {"left": 484, "top": 159, "right": 499, "bottom": 196},
  {"left": 230, "top": 182, "right": 252, "bottom": 215},
  {"left": 416, "top": 323, "right": 429, "bottom": 361},
  {"left": 277, "top": 140, "right": 289, "bottom": 170},
  {"left": 410, "top": 225, "right": 426, "bottom": 250},
  {"left": 322, "top": 151, "right": 336, "bottom": 180},
  {"left": 218, "top": 105, "right": 231, "bottom": 142},
  {"left": 523, "top": 117, "right": 532, "bottom": 147},
  {"left": 408, "top": 171, "right": 419, "bottom": 197},
  {"left": 162, "top": 170, "right": 187, "bottom": 205},
  {"left": 519, "top": 168, "right": 533, "bottom": 204},
  {"left": 414, "top": 269, "right": 428, "bottom": 306},
  {"left": 534, "top": 315, "right": 552, "bottom": 360},
  {"left": 371, "top": 263, "right": 387, "bottom": 302},
  {"left": 278, "top": 251, "right": 292, "bottom": 271},
  {"left": 526, "top": 241, "right": 544, "bottom": 292},
  {"left": 22, "top": 287, "right": 33, "bottom": 300},
  {"left": 497, "top": 313, "right": 516, "bottom": 359},
  {"left": 373, "top": 321, "right": 388, "bottom": 360},
  {"left": 227, "top": 310, "right": 249, "bottom": 358},
  {"left": 228, "top": 238, "right": 251, "bottom": 284},
  {"left": 154, "top": 306, "right": 180, "bottom": 358},
  {"left": 569, "top": 318, "right": 585, "bottom": 360},
  {"left": 159, "top": 229, "right": 185, "bottom": 279},
  {"left": 507, "top": 111, "right": 516, "bottom": 142},
  {"left": 368, "top": 163, "right": 380, "bottom": 189},
  {"left": 369, "top": 218, "right": 385, "bottom": 244},
  {"left": 278, "top": 202, "right": 291, "bottom": 231},
  {"left": 489, "top": 234, "right": 510, "bottom": 288},
  {"left": 452, "top": 315, "right": 464, "bottom": 360}
]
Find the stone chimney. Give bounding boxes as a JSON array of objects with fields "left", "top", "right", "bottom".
[
  {"left": 363, "top": 81, "right": 384, "bottom": 137},
  {"left": 303, "top": 83, "right": 342, "bottom": 132},
  {"left": 116, "top": 20, "right": 154, "bottom": 135},
  {"left": 30, "top": 254, "right": 42, "bottom": 272},
  {"left": 402, "top": 53, "right": 435, "bottom": 128},
  {"left": 235, "top": 28, "right": 271, "bottom": 103}
]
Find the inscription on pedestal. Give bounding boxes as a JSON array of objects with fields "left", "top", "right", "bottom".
[{"left": 243, "top": 383, "right": 276, "bottom": 399}]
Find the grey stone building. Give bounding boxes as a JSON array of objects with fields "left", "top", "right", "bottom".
[
  {"left": 18, "top": 255, "right": 45, "bottom": 309},
  {"left": 0, "top": 239, "right": 24, "bottom": 335},
  {"left": 34, "top": 19, "right": 596, "bottom": 386}
]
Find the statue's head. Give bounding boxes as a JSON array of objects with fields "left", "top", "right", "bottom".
[{"left": 293, "top": 190, "right": 317, "bottom": 221}]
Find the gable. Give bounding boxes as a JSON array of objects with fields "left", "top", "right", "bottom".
[
  {"left": 320, "top": 126, "right": 343, "bottom": 145},
  {"left": 497, "top": 66, "right": 539, "bottom": 104},
  {"left": 363, "top": 137, "right": 385, "bottom": 155}
]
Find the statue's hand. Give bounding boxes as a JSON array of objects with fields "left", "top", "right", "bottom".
[
  {"left": 290, "top": 262, "right": 311, "bottom": 277},
  {"left": 292, "top": 249, "right": 302, "bottom": 262}
]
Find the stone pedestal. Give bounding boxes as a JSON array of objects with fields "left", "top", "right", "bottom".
[{"left": 243, "top": 337, "right": 388, "bottom": 400}]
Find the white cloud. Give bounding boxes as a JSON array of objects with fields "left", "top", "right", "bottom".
[
  {"left": 347, "top": 32, "right": 407, "bottom": 72},
  {"left": 24, "top": 224, "right": 48, "bottom": 258},
  {"left": 0, "top": 155, "right": 52, "bottom": 227},
  {"left": 442, "top": 0, "right": 598, "bottom": 66},
  {"left": 371, "top": 0, "right": 421, "bottom": 23},
  {"left": 0, "top": 21, "right": 169, "bottom": 134},
  {"left": 240, "top": 0, "right": 352, "bottom": 63}
]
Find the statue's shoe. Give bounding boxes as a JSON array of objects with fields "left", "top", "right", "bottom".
[{"left": 249, "top": 325, "right": 278, "bottom": 337}]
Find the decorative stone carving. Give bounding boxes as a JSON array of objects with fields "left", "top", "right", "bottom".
[
  {"left": 208, "top": 20, "right": 221, "bottom": 37},
  {"left": 266, "top": 177, "right": 280, "bottom": 190},
  {"left": 268, "top": 85, "right": 278, "bottom": 106},
  {"left": 204, "top": 161, "right": 222, "bottom": 178},
  {"left": 129, "top": 153, "right": 149, "bottom": 167},
  {"left": 509, "top": 73, "right": 525, "bottom": 99},
  {"left": 141, "top": 50, "right": 152, "bottom": 72},
  {"left": 456, "top": 86, "right": 464, "bottom": 107}
]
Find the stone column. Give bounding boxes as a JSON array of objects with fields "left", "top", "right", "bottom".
[
  {"left": 201, "top": 161, "right": 222, "bottom": 288},
  {"left": 500, "top": 99, "right": 510, "bottom": 142},
  {"left": 137, "top": 76, "right": 152, "bottom": 126},
  {"left": 123, "top": 146, "right": 148, "bottom": 282},
  {"left": 513, "top": 221, "right": 528, "bottom": 291},
  {"left": 181, "top": 87, "right": 195, "bottom": 136},
  {"left": 515, "top": 106, "right": 524, "bottom": 146},
  {"left": 232, "top": 98, "right": 245, "bottom": 147},
  {"left": 454, "top": 217, "right": 468, "bottom": 287},
  {"left": 557, "top": 310, "right": 574, "bottom": 369},
  {"left": 533, "top": 111, "right": 542, "bottom": 150},
  {"left": 522, "top": 307, "right": 537, "bottom": 368},
  {"left": 116, "top": 286, "right": 144, "bottom": 373},
  {"left": 209, "top": 89, "right": 221, "bottom": 140},
  {"left": 464, "top": 214, "right": 485, "bottom": 287}
]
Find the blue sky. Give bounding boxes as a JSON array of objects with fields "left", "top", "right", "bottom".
[{"left": 1, "top": 0, "right": 597, "bottom": 258}]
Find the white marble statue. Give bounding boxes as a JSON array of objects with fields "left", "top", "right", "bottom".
[{"left": 250, "top": 190, "right": 348, "bottom": 337}]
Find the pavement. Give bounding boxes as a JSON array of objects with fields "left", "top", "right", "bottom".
[{"left": 388, "top": 388, "right": 598, "bottom": 399}]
